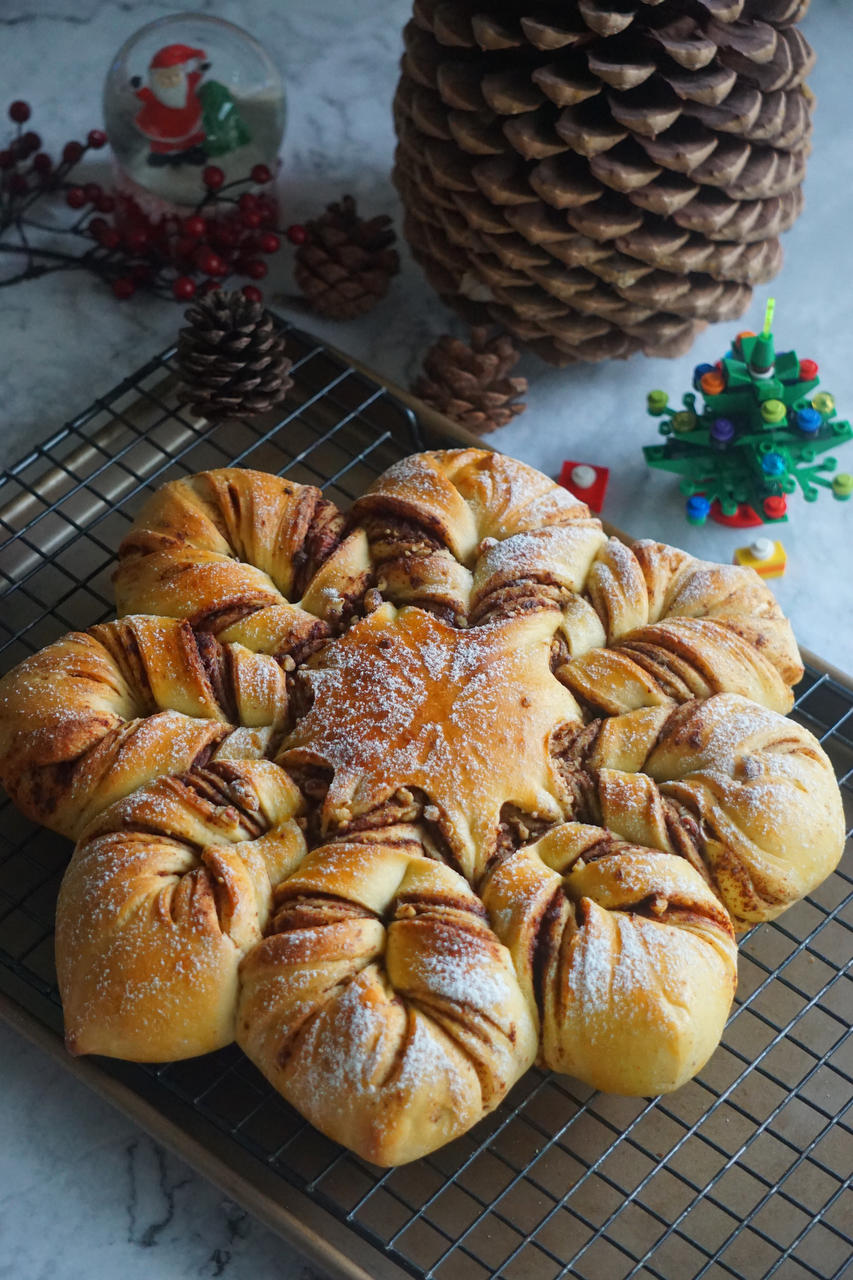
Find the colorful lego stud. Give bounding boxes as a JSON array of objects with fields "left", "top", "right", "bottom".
[
  {"left": 812, "top": 392, "right": 836, "bottom": 416},
  {"left": 686, "top": 494, "right": 711, "bottom": 525},
  {"left": 710, "top": 417, "right": 735, "bottom": 449},
  {"left": 763, "top": 495, "right": 788, "bottom": 519},
  {"left": 832, "top": 473, "right": 853, "bottom": 501},
  {"left": 795, "top": 407, "right": 822, "bottom": 435},
  {"left": 761, "top": 452, "right": 786, "bottom": 477},
  {"left": 647, "top": 390, "right": 669, "bottom": 414},
  {"left": 760, "top": 399, "right": 787, "bottom": 426},
  {"left": 671, "top": 409, "right": 697, "bottom": 433},
  {"left": 733, "top": 536, "right": 786, "bottom": 579},
  {"left": 558, "top": 460, "right": 609, "bottom": 513},
  {"left": 799, "top": 358, "right": 819, "bottom": 381},
  {"left": 700, "top": 370, "right": 726, "bottom": 396}
]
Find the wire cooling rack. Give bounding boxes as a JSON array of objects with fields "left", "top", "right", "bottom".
[{"left": 0, "top": 321, "right": 850, "bottom": 1280}]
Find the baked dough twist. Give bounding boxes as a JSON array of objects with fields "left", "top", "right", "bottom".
[
  {"left": 0, "top": 615, "right": 291, "bottom": 839},
  {"left": 237, "top": 828, "right": 538, "bottom": 1165},
  {"left": 57, "top": 760, "right": 305, "bottom": 1061},
  {"left": 0, "top": 448, "right": 844, "bottom": 1166}
]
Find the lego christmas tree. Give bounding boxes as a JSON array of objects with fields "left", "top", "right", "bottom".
[{"left": 644, "top": 300, "right": 853, "bottom": 527}]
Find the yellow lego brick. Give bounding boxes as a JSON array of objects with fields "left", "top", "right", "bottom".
[{"left": 733, "top": 537, "right": 786, "bottom": 578}]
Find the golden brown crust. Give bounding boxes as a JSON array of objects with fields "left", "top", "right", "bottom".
[
  {"left": 0, "top": 448, "right": 842, "bottom": 1167},
  {"left": 481, "top": 825, "right": 738, "bottom": 1095},
  {"left": 114, "top": 468, "right": 370, "bottom": 635},
  {"left": 236, "top": 834, "right": 538, "bottom": 1165},
  {"left": 57, "top": 760, "right": 305, "bottom": 1061},
  {"left": 277, "top": 602, "right": 582, "bottom": 881},
  {"left": 0, "top": 616, "right": 289, "bottom": 838}
]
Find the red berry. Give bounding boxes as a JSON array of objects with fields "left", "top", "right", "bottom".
[
  {"left": 245, "top": 258, "right": 268, "bottom": 280},
  {"left": 196, "top": 248, "right": 219, "bottom": 274},
  {"left": 112, "top": 277, "right": 135, "bottom": 300},
  {"left": 87, "top": 216, "right": 108, "bottom": 237},
  {"left": 62, "top": 141, "right": 84, "bottom": 165},
  {"left": 208, "top": 254, "right": 228, "bottom": 276},
  {"left": 84, "top": 182, "right": 102, "bottom": 202},
  {"left": 202, "top": 165, "right": 224, "bottom": 189},
  {"left": 259, "top": 232, "right": 281, "bottom": 254},
  {"left": 21, "top": 131, "right": 40, "bottom": 153},
  {"left": 124, "top": 227, "right": 149, "bottom": 254},
  {"left": 32, "top": 152, "right": 52, "bottom": 174},
  {"left": 242, "top": 285, "right": 263, "bottom": 302},
  {"left": 286, "top": 223, "right": 308, "bottom": 246},
  {"left": 99, "top": 227, "right": 121, "bottom": 250},
  {"left": 254, "top": 197, "right": 276, "bottom": 226},
  {"left": 8, "top": 173, "right": 27, "bottom": 195},
  {"left": 66, "top": 186, "right": 86, "bottom": 209},
  {"left": 95, "top": 194, "right": 115, "bottom": 213},
  {"left": 172, "top": 275, "right": 197, "bottom": 301},
  {"left": 250, "top": 164, "right": 272, "bottom": 184},
  {"left": 183, "top": 215, "right": 205, "bottom": 237},
  {"left": 9, "top": 100, "right": 31, "bottom": 124},
  {"left": 238, "top": 192, "right": 257, "bottom": 212},
  {"left": 200, "top": 278, "right": 220, "bottom": 295},
  {"left": 87, "top": 129, "right": 108, "bottom": 149},
  {"left": 0, "top": 150, "right": 14, "bottom": 170},
  {"left": 241, "top": 209, "right": 261, "bottom": 229}
]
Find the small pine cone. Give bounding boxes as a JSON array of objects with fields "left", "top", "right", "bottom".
[
  {"left": 414, "top": 326, "right": 527, "bottom": 433},
  {"left": 176, "top": 291, "right": 293, "bottom": 419},
  {"left": 295, "top": 195, "right": 400, "bottom": 320}
]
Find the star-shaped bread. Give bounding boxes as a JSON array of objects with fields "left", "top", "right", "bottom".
[{"left": 278, "top": 603, "right": 581, "bottom": 880}]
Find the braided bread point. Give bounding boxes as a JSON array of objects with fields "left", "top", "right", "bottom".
[
  {"left": 114, "top": 468, "right": 371, "bottom": 636},
  {"left": 557, "top": 694, "right": 845, "bottom": 929},
  {"left": 555, "top": 538, "right": 802, "bottom": 714},
  {"left": 351, "top": 448, "right": 607, "bottom": 623},
  {"left": 350, "top": 451, "right": 800, "bottom": 712},
  {"left": 0, "top": 615, "right": 290, "bottom": 839},
  {"left": 482, "top": 824, "right": 738, "bottom": 1096},
  {"left": 237, "top": 828, "right": 538, "bottom": 1166},
  {"left": 56, "top": 760, "right": 305, "bottom": 1062}
]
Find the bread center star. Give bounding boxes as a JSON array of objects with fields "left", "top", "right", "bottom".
[{"left": 278, "top": 603, "right": 583, "bottom": 880}]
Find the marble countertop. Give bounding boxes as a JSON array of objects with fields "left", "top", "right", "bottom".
[{"left": 1, "top": 1, "right": 851, "bottom": 1277}]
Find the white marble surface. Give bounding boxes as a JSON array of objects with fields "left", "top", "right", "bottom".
[{"left": 1, "top": 1, "right": 852, "bottom": 1277}]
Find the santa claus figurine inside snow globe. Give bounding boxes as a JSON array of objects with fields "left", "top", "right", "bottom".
[{"left": 104, "top": 13, "right": 285, "bottom": 218}]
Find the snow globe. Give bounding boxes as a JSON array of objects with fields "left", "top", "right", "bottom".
[{"left": 103, "top": 13, "right": 286, "bottom": 218}]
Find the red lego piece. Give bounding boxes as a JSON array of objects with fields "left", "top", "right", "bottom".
[{"left": 559, "top": 460, "right": 609, "bottom": 513}]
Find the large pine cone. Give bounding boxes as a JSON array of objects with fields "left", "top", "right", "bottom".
[
  {"left": 177, "top": 291, "right": 293, "bottom": 419},
  {"left": 294, "top": 195, "right": 401, "bottom": 319},
  {"left": 393, "top": 0, "right": 814, "bottom": 365}
]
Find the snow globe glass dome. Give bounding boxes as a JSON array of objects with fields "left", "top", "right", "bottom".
[{"left": 104, "top": 13, "right": 285, "bottom": 215}]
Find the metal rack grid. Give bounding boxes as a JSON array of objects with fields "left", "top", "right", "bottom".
[{"left": 0, "top": 322, "right": 850, "bottom": 1280}]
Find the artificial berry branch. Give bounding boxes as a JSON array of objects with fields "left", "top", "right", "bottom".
[{"left": 0, "top": 100, "right": 307, "bottom": 304}]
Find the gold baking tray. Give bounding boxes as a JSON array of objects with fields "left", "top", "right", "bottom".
[{"left": 0, "top": 321, "right": 850, "bottom": 1280}]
